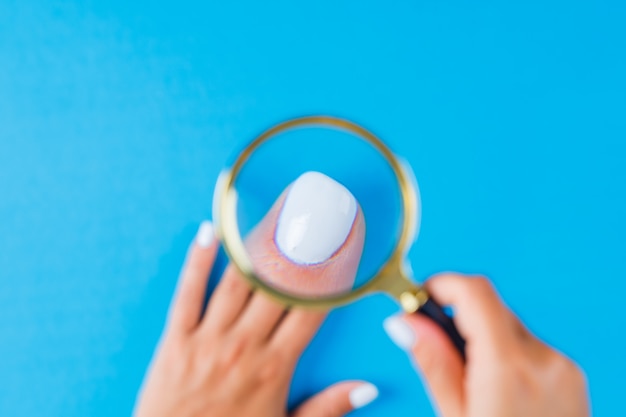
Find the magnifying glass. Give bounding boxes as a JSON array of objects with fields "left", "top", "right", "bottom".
[{"left": 214, "top": 115, "right": 465, "bottom": 357}]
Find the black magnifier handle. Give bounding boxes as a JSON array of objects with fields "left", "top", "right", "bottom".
[{"left": 417, "top": 297, "right": 466, "bottom": 361}]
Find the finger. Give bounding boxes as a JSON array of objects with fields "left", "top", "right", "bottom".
[
  {"left": 269, "top": 309, "right": 326, "bottom": 362},
  {"left": 247, "top": 171, "right": 366, "bottom": 298},
  {"left": 424, "top": 273, "right": 519, "bottom": 352},
  {"left": 384, "top": 314, "right": 464, "bottom": 417},
  {"left": 168, "top": 221, "right": 218, "bottom": 335},
  {"left": 220, "top": 192, "right": 290, "bottom": 341},
  {"left": 291, "top": 381, "right": 379, "bottom": 417},
  {"left": 214, "top": 171, "right": 366, "bottom": 344},
  {"left": 232, "top": 292, "right": 287, "bottom": 343},
  {"left": 200, "top": 264, "right": 252, "bottom": 334}
]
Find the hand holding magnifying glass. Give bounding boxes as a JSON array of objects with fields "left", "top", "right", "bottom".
[
  {"left": 134, "top": 116, "right": 589, "bottom": 417},
  {"left": 215, "top": 116, "right": 466, "bottom": 356}
]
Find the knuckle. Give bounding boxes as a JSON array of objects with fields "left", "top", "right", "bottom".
[
  {"left": 323, "top": 400, "right": 344, "bottom": 417},
  {"left": 165, "top": 337, "right": 191, "bottom": 364},
  {"left": 194, "top": 333, "right": 248, "bottom": 379},
  {"left": 572, "top": 366, "right": 588, "bottom": 390},
  {"left": 217, "top": 336, "right": 249, "bottom": 370},
  {"left": 196, "top": 338, "right": 254, "bottom": 392},
  {"left": 470, "top": 275, "right": 494, "bottom": 293},
  {"left": 566, "top": 362, "right": 587, "bottom": 386},
  {"left": 547, "top": 350, "right": 570, "bottom": 371},
  {"left": 269, "top": 344, "right": 298, "bottom": 367},
  {"left": 222, "top": 275, "right": 245, "bottom": 296},
  {"left": 175, "top": 285, "right": 194, "bottom": 305},
  {"left": 553, "top": 354, "right": 586, "bottom": 384},
  {"left": 255, "top": 355, "right": 285, "bottom": 384},
  {"left": 532, "top": 347, "right": 587, "bottom": 389},
  {"left": 234, "top": 322, "right": 263, "bottom": 344},
  {"left": 161, "top": 340, "right": 195, "bottom": 380},
  {"left": 510, "top": 315, "right": 530, "bottom": 340},
  {"left": 414, "top": 344, "right": 440, "bottom": 376},
  {"left": 500, "top": 346, "right": 529, "bottom": 374}
]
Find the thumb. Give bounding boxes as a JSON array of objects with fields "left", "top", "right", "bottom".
[
  {"left": 246, "top": 171, "right": 366, "bottom": 297},
  {"left": 291, "top": 381, "right": 379, "bottom": 417},
  {"left": 384, "top": 314, "right": 464, "bottom": 417}
]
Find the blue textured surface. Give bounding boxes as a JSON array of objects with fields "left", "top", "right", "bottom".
[{"left": 1, "top": 1, "right": 625, "bottom": 416}]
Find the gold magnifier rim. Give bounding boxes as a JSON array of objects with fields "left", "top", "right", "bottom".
[{"left": 216, "top": 115, "right": 420, "bottom": 308}]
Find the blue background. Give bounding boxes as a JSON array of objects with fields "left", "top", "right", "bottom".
[{"left": 1, "top": 1, "right": 625, "bottom": 415}]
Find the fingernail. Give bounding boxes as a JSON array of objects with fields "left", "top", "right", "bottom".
[
  {"left": 383, "top": 315, "right": 416, "bottom": 350},
  {"left": 275, "top": 171, "right": 357, "bottom": 264},
  {"left": 349, "top": 382, "right": 379, "bottom": 409},
  {"left": 196, "top": 221, "right": 214, "bottom": 248}
]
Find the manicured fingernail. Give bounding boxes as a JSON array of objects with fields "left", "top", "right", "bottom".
[
  {"left": 349, "top": 382, "right": 379, "bottom": 409},
  {"left": 196, "top": 221, "right": 214, "bottom": 248},
  {"left": 275, "top": 171, "right": 357, "bottom": 264},
  {"left": 383, "top": 315, "right": 416, "bottom": 350}
]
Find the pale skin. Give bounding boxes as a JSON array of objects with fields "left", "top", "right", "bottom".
[
  {"left": 245, "top": 191, "right": 365, "bottom": 297},
  {"left": 135, "top": 202, "right": 589, "bottom": 417},
  {"left": 402, "top": 274, "right": 590, "bottom": 417},
  {"left": 134, "top": 203, "right": 368, "bottom": 417}
]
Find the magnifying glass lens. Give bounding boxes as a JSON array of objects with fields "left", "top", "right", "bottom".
[{"left": 233, "top": 126, "right": 404, "bottom": 299}]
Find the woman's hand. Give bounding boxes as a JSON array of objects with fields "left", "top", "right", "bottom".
[
  {"left": 133, "top": 220, "right": 377, "bottom": 417},
  {"left": 135, "top": 168, "right": 378, "bottom": 417},
  {"left": 384, "top": 274, "right": 590, "bottom": 417}
]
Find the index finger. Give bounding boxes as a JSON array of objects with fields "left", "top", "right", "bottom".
[
  {"left": 424, "top": 273, "right": 521, "bottom": 353},
  {"left": 251, "top": 172, "right": 366, "bottom": 357}
]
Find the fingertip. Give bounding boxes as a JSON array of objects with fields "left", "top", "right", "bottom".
[
  {"left": 186, "top": 220, "right": 219, "bottom": 269},
  {"left": 248, "top": 176, "right": 366, "bottom": 297},
  {"left": 384, "top": 313, "right": 463, "bottom": 369},
  {"left": 348, "top": 382, "right": 379, "bottom": 409},
  {"left": 383, "top": 315, "right": 416, "bottom": 351},
  {"left": 275, "top": 171, "right": 357, "bottom": 265},
  {"left": 195, "top": 220, "right": 215, "bottom": 248},
  {"left": 169, "top": 221, "right": 219, "bottom": 334},
  {"left": 402, "top": 313, "right": 457, "bottom": 356},
  {"left": 424, "top": 272, "right": 496, "bottom": 301},
  {"left": 291, "top": 380, "right": 378, "bottom": 417},
  {"left": 423, "top": 272, "right": 468, "bottom": 294}
]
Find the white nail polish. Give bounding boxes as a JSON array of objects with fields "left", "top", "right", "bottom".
[
  {"left": 383, "top": 316, "right": 416, "bottom": 350},
  {"left": 349, "top": 382, "right": 379, "bottom": 409},
  {"left": 275, "top": 171, "right": 357, "bottom": 264},
  {"left": 196, "top": 221, "right": 214, "bottom": 248}
]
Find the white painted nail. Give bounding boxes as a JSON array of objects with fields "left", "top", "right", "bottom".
[
  {"left": 196, "top": 221, "right": 214, "bottom": 248},
  {"left": 275, "top": 171, "right": 357, "bottom": 264},
  {"left": 349, "top": 382, "right": 379, "bottom": 409},
  {"left": 383, "top": 315, "right": 416, "bottom": 351}
]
